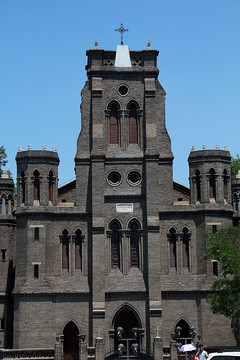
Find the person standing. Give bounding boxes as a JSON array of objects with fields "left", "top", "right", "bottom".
[{"left": 196, "top": 344, "right": 208, "bottom": 360}]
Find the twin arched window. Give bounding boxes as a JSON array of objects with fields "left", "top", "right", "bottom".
[
  {"left": 1, "top": 194, "right": 12, "bottom": 214},
  {"left": 167, "top": 227, "right": 191, "bottom": 270},
  {"left": 108, "top": 102, "right": 139, "bottom": 145},
  {"left": 194, "top": 168, "right": 229, "bottom": 203},
  {"left": 61, "top": 229, "right": 84, "bottom": 271},
  {"left": 22, "top": 170, "right": 55, "bottom": 204},
  {"left": 109, "top": 219, "right": 140, "bottom": 271}
]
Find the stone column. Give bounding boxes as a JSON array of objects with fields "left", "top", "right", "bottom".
[
  {"left": 95, "top": 337, "right": 105, "bottom": 360},
  {"left": 170, "top": 341, "right": 178, "bottom": 360},
  {"left": 55, "top": 335, "right": 64, "bottom": 360},
  {"left": 79, "top": 338, "right": 88, "bottom": 360},
  {"left": 153, "top": 336, "right": 163, "bottom": 360}
]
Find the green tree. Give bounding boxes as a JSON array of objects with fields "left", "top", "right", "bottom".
[
  {"left": 202, "top": 226, "right": 240, "bottom": 345},
  {"left": 231, "top": 154, "right": 240, "bottom": 179},
  {"left": 0, "top": 145, "right": 12, "bottom": 177},
  {"left": 0, "top": 145, "right": 8, "bottom": 169}
]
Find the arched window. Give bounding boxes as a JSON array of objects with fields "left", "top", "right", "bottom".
[
  {"left": 48, "top": 171, "right": 54, "bottom": 202},
  {"left": 48, "top": 171, "right": 53, "bottom": 201},
  {"left": 181, "top": 227, "right": 190, "bottom": 269},
  {"left": 128, "top": 103, "right": 138, "bottom": 144},
  {"left": 21, "top": 171, "right": 26, "bottom": 204},
  {"left": 168, "top": 227, "right": 177, "bottom": 269},
  {"left": 33, "top": 170, "right": 40, "bottom": 201},
  {"left": 233, "top": 193, "right": 239, "bottom": 212},
  {"left": 129, "top": 221, "right": 140, "bottom": 268},
  {"left": 61, "top": 229, "right": 69, "bottom": 270},
  {"left": 75, "top": 229, "right": 83, "bottom": 270},
  {"left": 174, "top": 319, "right": 192, "bottom": 345},
  {"left": 209, "top": 168, "right": 216, "bottom": 200},
  {"left": 223, "top": 169, "right": 228, "bottom": 201},
  {"left": 7, "top": 195, "right": 12, "bottom": 214},
  {"left": 110, "top": 221, "right": 120, "bottom": 269},
  {"left": 113, "top": 306, "right": 140, "bottom": 353},
  {"left": 109, "top": 103, "right": 119, "bottom": 144},
  {"left": 195, "top": 169, "right": 201, "bottom": 202},
  {"left": 1, "top": 194, "right": 6, "bottom": 214}
]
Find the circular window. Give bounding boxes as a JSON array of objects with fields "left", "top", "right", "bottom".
[
  {"left": 127, "top": 171, "right": 142, "bottom": 186},
  {"left": 108, "top": 171, "right": 122, "bottom": 186},
  {"left": 118, "top": 85, "right": 129, "bottom": 96}
]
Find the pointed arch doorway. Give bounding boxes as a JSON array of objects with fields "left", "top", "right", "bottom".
[
  {"left": 175, "top": 319, "right": 193, "bottom": 360},
  {"left": 113, "top": 307, "right": 141, "bottom": 355},
  {"left": 63, "top": 321, "right": 79, "bottom": 360}
]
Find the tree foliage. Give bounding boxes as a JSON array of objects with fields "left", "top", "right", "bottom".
[
  {"left": 0, "top": 145, "right": 12, "bottom": 177},
  {"left": 202, "top": 226, "right": 240, "bottom": 345},
  {"left": 231, "top": 154, "right": 240, "bottom": 179},
  {"left": 0, "top": 145, "right": 8, "bottom": 170}
]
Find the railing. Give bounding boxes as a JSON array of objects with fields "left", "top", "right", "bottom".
[
  {"left": 105, "top": 350, "right": 154, "bottom": 360},
  {"left": 0, "top": 349, "right": 54, "bottom": 360}
]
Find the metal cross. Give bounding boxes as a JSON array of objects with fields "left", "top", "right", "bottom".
[{"left": 115, "top": 23, "right": 129, "bottom": 45}]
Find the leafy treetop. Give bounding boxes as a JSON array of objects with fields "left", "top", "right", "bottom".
[
  {"left": 231, "top": 154, "right": 240, "bottom": 179},
  {"left": 0, "top": 145, "right": 12, "bottom": 178},
  {"left": 202, "top": 226, "right": 240, "bottom": 345}
]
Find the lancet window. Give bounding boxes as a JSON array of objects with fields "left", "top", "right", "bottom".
[
  {"left": 33, "top": 170, "right": 40, "bottom": 201},
  {"left": 223, "top": 169, "right": 228, "bottom": 201},
  {"left": 181, "top": 227, "right": 190, "bottom": 269},
  {"left": 128, "top": 103, "right": 138, "bottom": 144},
  {"left": 209, "top": 168, "right": 216, "bottom": 200},
  {"left": 167, "top": 227, "right": 177, "bottom": 269},
  {"left": 195, "top": 169, "right": 201, "bottom": 202},
  {"left": 109, "top": 103, "right": 119, "bottom": 144},
  {"left": 74, "top": 229, "right": 83, "bottom": 270},
  {"left": 129, "top": 220, "right": 140, "bottom": 268},
  {"left": 48, "top": 171, "right": 54, "bottom": 202},
  {"left": 61, "top": 229, "right": 70, "bottom": 270},
  {"left": 21, "top": 171, "right": 26, "bottom": 204},
  {"left": 1, "top": 194, "right": 6, "bottom": 214},
  {"left": 109, "top": 221, "right": 121, "bottom": 269}
]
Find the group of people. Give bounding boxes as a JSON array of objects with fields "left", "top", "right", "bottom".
[{"left": 190, "top": 344, "right": 208, "bottom": 360}]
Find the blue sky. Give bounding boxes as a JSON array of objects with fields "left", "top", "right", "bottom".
[{"left": 1, "top": 0, "right": 239, "bottom": 187}]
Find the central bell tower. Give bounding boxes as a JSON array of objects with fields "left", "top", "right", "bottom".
[
  {"left": 75, "top": 41, "right": 173, "bottom": 209},
  {"left": 74, "top": 41, "right": 174, "bottom": 347}
]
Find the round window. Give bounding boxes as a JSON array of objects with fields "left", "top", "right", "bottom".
[
  {"left": 108, "top": 171, "right": 122, "bottom": 186},
  {"left": 127, "top": 171, "right": 142, "bottom": 186},
  {"left": 118, "top": 85, "right": 129, "bottom": 96}
]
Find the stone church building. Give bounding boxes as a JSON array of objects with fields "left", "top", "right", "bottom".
[{"left": 1, "top": 42, "right": 240, "bottom": 360}]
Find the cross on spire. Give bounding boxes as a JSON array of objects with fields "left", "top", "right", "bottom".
[{"left": 115, "top": 23, "right": 129, "bottom": 45}]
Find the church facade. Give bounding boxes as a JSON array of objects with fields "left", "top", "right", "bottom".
[{"left": 1, "top": 42, "right": 240, "bottom": 360}]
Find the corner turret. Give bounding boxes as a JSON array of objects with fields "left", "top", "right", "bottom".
[
  {"left": 188, "top": 145, "right": 231, "bottom": 205},
  {"left": 16, "top": 146, "right": 59, "bottom": 207}
]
